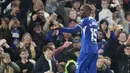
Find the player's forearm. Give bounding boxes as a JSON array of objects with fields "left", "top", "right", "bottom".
[
  {"left": 59, "top": 26, "right": 81, "bottom": 33},
  {"left": 45, "top": 30, "right": 54, "bottom": 41}
]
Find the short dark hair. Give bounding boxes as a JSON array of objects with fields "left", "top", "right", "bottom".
[
  {"left": 99, "top": 19, "right": 109, "bottom": 31},
  {"left": 33, "top": 21, "right": 42, "bottom": 28},
  {"left": 104, "top": 56, "right": 111, "bottom": 60},
  {"left": 42, "top": 45, "right": 53, "bottom": 52},
  {"left": 100, "top": 19, "right": 109, "bottom": 26},
  {"left": 117, "top": 30, "right": 127, "bottom": 39},
  {"left": 88, "top": 1, "right": 96, "bottom": 6},
  {"left": 67, "top": 48, "right": 80, "bottom": 60},
  {"left": 125, "top": 44, "right": 130, "bottom": 48},
  {"left": 20, "top": 49, "right": 28, "bottom": 54},
  {"left": 72, "top": 0, "right": 80, "bottom": 4},
  {"left": 83, "top": 4, "right": 92, "bottom": 13}
]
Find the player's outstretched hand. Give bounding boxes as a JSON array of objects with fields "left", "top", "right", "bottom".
[{"left": 53, "top": 23, "right": 64, "bottom": 30}]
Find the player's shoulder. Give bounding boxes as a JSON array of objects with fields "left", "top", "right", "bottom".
[
  {"left": 82, "top": 16, "right": 96, "bottom": 22},
  {"left": 81, "top": 16, "right": 96, "bottom": 24},
  {"left": 86, "top": 16, "right": 96, "bottom": 20}
]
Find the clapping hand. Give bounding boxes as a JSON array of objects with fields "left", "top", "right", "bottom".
[
  {"left": 50, "top": 13, "right": 57, "bottom": 22},
  {"left": 0, "top": 39, "right": 10, "bottom": 48},
  {"left": 0, "top": 39, "right": 6, "bottom": 46}
]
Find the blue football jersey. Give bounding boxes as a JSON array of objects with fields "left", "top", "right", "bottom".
[{"left": 60, "top": 16, "right": 98, "bottom": 54}]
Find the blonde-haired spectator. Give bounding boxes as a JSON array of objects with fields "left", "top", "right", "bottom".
[
  {"left": 97, "top": 55, "right": 113, "bottom": 73},
  {"left": 0, "top": 53, "right": 20, "bottom": 73},
  {"left": 20, "top": 33, "right": 38, "bottom": 60}
]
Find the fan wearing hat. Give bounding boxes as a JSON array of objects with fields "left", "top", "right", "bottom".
[
  {"left": 31, "top": 22, "right": 47, "bottom": 51},
  {"left": 72, "top": 36, "right": 81, "bottom": 49}
]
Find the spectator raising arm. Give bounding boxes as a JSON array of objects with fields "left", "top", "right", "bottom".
[{"left": 43, "top": 13, "right": 58, "bottom": 34}]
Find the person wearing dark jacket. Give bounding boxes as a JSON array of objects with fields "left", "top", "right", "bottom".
[
  {"left": 16, "top": 49, "right": 34, "bottom": 73},
  {"left": 97, "top": 29, "right": 109, "bottom": 55},
  {"left": 32, "top": 22, "right": 47, "bottom": 50},
  {"left": 116, "top": 44, "right": 130, "bottom": 73},
  {"left": 33, "top": 45, "right": 58, "bottom": 73}
]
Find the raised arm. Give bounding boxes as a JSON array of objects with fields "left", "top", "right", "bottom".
[
  {"left": 9, "top": 62, "right": 20, "bottom": 72},
  {"left": 59, "top": 18, "right": 87, "bottom": 33}
]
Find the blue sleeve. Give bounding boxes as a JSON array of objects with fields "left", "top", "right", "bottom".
[
  {"left": 59, "top": 18, "right": 88, "bottom": 33},
  {"left": 111, "top": 31, "right": 117, "bottom": 41},
  {"left": 101, "top": 41, "right": 106, "bottom": 50},
  {"left": 45, "top": 30, "right": 54, "bottom": 41}
]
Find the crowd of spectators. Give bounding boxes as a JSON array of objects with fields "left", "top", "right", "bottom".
[{"left": 0, "top": 0, "right": 130, "bottom": 73}]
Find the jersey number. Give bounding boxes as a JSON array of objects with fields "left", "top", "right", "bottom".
[{"left": 90, "top": 28, "right": 97, "bottom": 42}]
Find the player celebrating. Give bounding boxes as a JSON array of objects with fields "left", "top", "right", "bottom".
[{"left": 56, "top": 4, "right": 98, "bottom": 73}]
